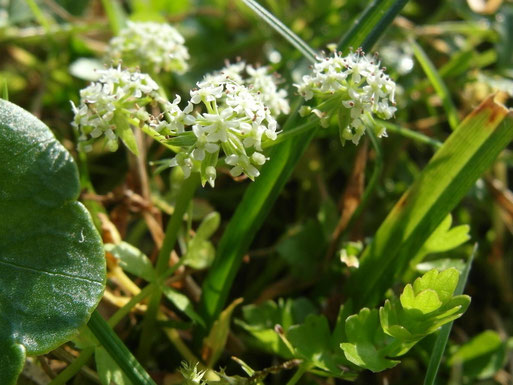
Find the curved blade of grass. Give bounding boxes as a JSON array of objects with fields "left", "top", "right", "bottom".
[
  {"left": 88, "top": 311, "right": 157, "bottom": 385},
  {"left": 240, "top": 0, "right": 317, "bottom": 63},
  {"left": 346, "top": 95, "right": 513, "bottom": 309},
  {"left": 423, "top": 245, "right": 475, "bottom": 385},
  {"left": 411, "top": 40, "right": 459, "bottom": 131},
  {"left": 199, "top": 0, "right": 411, "bottom": 329},
  {"left": 337, "top": 0, "right": 409, "bottom": 52}
]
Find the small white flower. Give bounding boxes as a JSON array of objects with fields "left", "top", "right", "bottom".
[
  {"left": 106, "top": 21, "right": 190, "bottom": 74},
  {"left": 71, "top": 67, "right": 159, "bottom": 152},
  {"left": 295, "top": 48, "right": 397, "bottom": 144}
]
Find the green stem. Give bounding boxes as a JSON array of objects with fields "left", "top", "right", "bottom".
[
  {"left": 47, "top": 348, "right": 94, "bottom": 385},
  {"left": 137, "top": 175, "right": 199, "bottom": 362},
  {"left": 341, "top": 127, "right": 383, "bottom": 238},
  {"left": 285, "top": 364, "right": 309, "bottom": 385},
  {"left": 108, "top": 284, "right": 155, "bottom": 327},
  {"left": 140, "top": 124, "right": 179, "bottom": 152},
  {"left": 25, "top": 0, "right": 52, "bottom": 32},
  {"left": 88, "top": 311, "right": 157, "bottom": 385},
  {"left": 379, "top": 120, "right": 443, "bottom": 149},
  {"left": 263, "top": 119, "right": 319, "bottom": 149}
]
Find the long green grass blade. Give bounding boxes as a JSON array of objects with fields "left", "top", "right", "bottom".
[
  {"left": 199, "top": 0, "right": 410, "bottom": 329},
  {"left": 88, "top": 310, "right": 157, "bottom": 385},
  {"left": 411, "top": 40, "right": 460, "bottom": 130},
  {"left": 423, "top": 245, "right": 475, "bottom": 385},
  {"left": 338, "top": 0, "right": 409, "bottom": 52},
  {"left": 346, "top": 96, "right": 513, "bottom": 309},
  {"left": 240, "top": 0, "right": 317, "bottom": 63}
]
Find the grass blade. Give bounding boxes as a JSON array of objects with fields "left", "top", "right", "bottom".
[
  {"left": 88, "top": 310, "right": 157, "bottom": 385},
  {"left": 199, "top": 0, "right": 411, "bottom": 329},
  {"left": 423, "top": 245, "right": 475, "bottom": 385},
  {"left": 338, "top": 0, "right": 409, "bottom": 52},
  {"left": 346, "top": 95, "right": 513, "bottom": 309},
  {"left": 240, "top": 0, "right": 317, "bottom": 63},
  {"left": 411, "top": 40, "right": 460, "bottom": 131}
]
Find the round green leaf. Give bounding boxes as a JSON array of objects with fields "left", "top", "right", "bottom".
[{"left": 0, "top": 100, "right": 106, "bottom": 384}]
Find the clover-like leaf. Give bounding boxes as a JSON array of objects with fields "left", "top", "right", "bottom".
[
  {"left": 0, "top": 100, "right": 106, "bottom": 384},
  {"left": 340, "top": 308, "right": 400, "bottom": 372},
  {"left": 380, "top": 269, "right": 470, "bottom": 342}
]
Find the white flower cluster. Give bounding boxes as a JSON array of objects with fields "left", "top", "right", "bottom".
[
  {"left": 106, "top": 21, "right": 189, "bottom": 74},
  {"left": 296, "top": 48, "right": 396, "bottom": 144},
  {"left": 156, "top": 62, "right": 290, "bottom": 187},
  {"left": 71, "top": 66, "right": 160, "bottom": 152}
]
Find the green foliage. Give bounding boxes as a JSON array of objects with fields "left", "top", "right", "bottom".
[
  {"left": 380, "top": 269, "right": 470, "bottom": 341},
  {"left": 347, "top": 96, "right": 513, "bottom": 309},
  {"left": 448, "top": 330, "right": 508, "bottom": 381},
  {"left": 106, "top": 241, "right": 156, "bottom": 282},
  {"left": 341, "top": 269, "right": 469, "bottom": 372},
  {"left": 341, "top": 308, "right": 400, "bottom": 372},
  {"left": 0, "top": 100, "right": 106, "bottom": 384}
]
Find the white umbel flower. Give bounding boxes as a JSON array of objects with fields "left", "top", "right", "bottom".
[
  {"left": 165, "top": 61, "right": 289, "bottom": 187},
  {"left": 107, "top": 21, "right": 190, "bottom": 74},
  {"left": 71, "top": 66, "right": 159, "bottom": 153},
  {"left": 295, "top": 48, "right": 396, "bottom": 144}
]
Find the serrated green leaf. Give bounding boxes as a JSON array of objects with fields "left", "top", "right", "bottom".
[
  {"left": 341, "top": 308, "right": 400, "bottom": 372},
  {"left": 381, "top": 269, "right": 470, "bottom": 342},
  {"left": 0, "top": 100, "right": 105, "bottom": 384},
  {"left": 412, "top": 268, "right": 459, "bottom": 303},
  {"left": 105, "top": 242, "right": 156, "bottom": 282},
  {"left": 161, "top": 286, "right": 205, "bottom": 327},
  {"left": 401, "top": 288, "right": 442, "bottom": 315}
]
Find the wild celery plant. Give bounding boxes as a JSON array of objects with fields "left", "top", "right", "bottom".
[{"left": 4, "top": 0, "right": 513, "bottom": 384}]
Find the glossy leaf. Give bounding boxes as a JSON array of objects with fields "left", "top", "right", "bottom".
[{"left": 0, "top": 100, "right": 105, "bottom": 384}]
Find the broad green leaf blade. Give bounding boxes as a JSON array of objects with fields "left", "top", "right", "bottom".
[
  {"left": 199, "top": 0, "right": 410, "bottom": 331},
  {"left": 347, "top": 96, "right": 513, "bottom": 309},
  {"left": 0, "top": 100, "right": 105, "bottom": 384},
  {"left": 337, "top": 0, "right": 409, "bottom": 52},
  {"left": 411, "top": 40, "right": 459, "bottom": 131}
]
